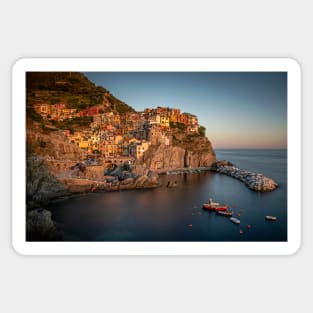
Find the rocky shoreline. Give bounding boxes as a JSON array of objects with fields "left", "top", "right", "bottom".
[
  {"left": 158, "top": 161, "right": 278, "bottom": 192},
  {"left": 63, "top": 162, "right": 278, "bottom": 193},
  {"left": 26, "top": 158, "right": 278, "bottom": 241},
  {"left": 210, "top": 161, "right": 278, "bottom": 192},
  {"left": 158, "top": 167, "right": 212, "bottom": 175}
]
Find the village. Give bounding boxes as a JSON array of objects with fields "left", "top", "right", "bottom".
[{"left": 33, "top": 103, "right": 200, "bottom": 162}]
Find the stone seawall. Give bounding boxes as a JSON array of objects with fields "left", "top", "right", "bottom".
[
  {"left": 158, "top": 163, "right": 278, "bottom": 192},
  {"left": 211, "top": 165, "right": 278, "bottom": 192}
]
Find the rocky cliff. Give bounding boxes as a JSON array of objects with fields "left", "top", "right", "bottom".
[
  {"left": 27, "top": 121, "right": 84, "bottom": 175},
  {"left": 139, "top": 130, "right": 216, "bottom": 171},
  {"left": 26, "top": 152, "right": 69, "bottom": 209}
]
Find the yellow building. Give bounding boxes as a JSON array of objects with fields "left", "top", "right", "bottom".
[
  {"left": 79, "top": 141, "right": 89, "bottom": 149},
  {"left": 160, "top": 116, "right": 170, "bottom": 128},
  {"left": 114, "top": 135, "right": 123, "bottom": 145}
]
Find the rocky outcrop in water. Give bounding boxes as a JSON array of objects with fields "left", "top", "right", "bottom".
[
  {"left": 26, "top": 152, "right": 69, "bottom": 209},
  {"left": 211, "top": 161, "right": 278, "bottom": 192},
  {"left": 58, "top": 163, "right": 161, "bottom": 193},
  {"left": 26, "top": 209, "right": 63, "bottom": 241}
]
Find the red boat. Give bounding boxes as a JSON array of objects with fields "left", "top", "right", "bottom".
[
  {"left": 215, "top": 206, "right": 228, "bottom": 211},
  {"left": 202, "top": 203, "right": 216, "bottom": 210},
  {"left": 203, "top": 198, "right": 225, "bottom": 211},
  {"left": 216, "top": 210, "right": 233, "bottom": 216},
  {"left": 202, "top": 204, "right": 228, "bottom": 211}
]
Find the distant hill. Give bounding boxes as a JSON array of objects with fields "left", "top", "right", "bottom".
[{"left": 26, "top": 72, "right": 135, "bottom": 114}]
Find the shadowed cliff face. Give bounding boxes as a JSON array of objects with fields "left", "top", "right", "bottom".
[{"left": 139, "top": 131, "right": 216, "bottom": 171}]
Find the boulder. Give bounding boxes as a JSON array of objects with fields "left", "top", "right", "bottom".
[
  {"left": 135, "top": 175, "right": 149, "bottom": 187},
  {"left": 26, "top": 209, "right": 63, "bottom": 241}
]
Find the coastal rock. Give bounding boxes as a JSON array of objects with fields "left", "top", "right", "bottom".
[
  {"left": 26, "top": 209, "right": 63, "bottom": 241},
  {"left": 185, "top": 149, "right": 216, "bottom": 168},
  {"left": 139, "top": 131, "right": 216, "bottom": 171},
  {"left": 121, "top": 177, "right": 134, "bottom": 185},
  {"left": 141, "top": 144, "right": 186, "bottom": 170},
  {"left": 140, "top": 144, "right": 216, "bottom": 171},
  {"left": 211, "top": 163, "right": 278, "bottom": 192},
  {"left": 135, "top": 175, "right": 149, "bottom": 187},
  {"left": 59, "top": 178, "right": 107, "bottom": 193},
  {"left": 26, "top": 153, "right": 69, "bottom": 209}
]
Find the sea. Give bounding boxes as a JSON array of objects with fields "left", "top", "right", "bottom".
[{"left": 47, "top": 149, "right": 287, "bottom": 242}]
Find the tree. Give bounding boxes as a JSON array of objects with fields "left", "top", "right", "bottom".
[{"left": 199, "top": 125, "right": 206, "bottom": 137}]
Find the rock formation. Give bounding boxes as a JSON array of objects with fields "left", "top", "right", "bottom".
[
  {"left": 210, "top": 161, "right": 278, "bottom": 192},
  {"left": 26, "top": 209, "right": 63, "bottom": 241},
  {"left": 27, "top": 123, "right": 84, "bottom": 175},
  {"left": 139, "top": 129, "right": 216, "bottom": 171},
  {"left": 26, "top": 152, "right": 69, "bottom": 209}
]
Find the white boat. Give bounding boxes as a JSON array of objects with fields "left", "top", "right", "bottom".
[
  {"left": 208, "top": 198, "right": 220, "bottom": 208},
  {"left": 230, "top": 217, "right": 240, "bottom": 224},
  {"left": 265, "top": 215, "right": 277, "bottom": 221}
]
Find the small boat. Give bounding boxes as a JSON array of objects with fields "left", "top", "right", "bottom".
[
  {"left": 203, "top": 198, "right": 227, "bottom": 211},
  {"left": 265, "top": 216, "right": 277, "bottom": 221},
  {"left": 215, "top": 206, "right": 228, "bottom": 211},
  {"left": 187, "top": 224, "right": 193, "bottom": 228},
  {"left": 239, "top": 229, "right": 244, "bottom": 235},
  {"left": 208, "top": 198, "right": 220, "bottom": 207},
  {"left": 216, "top": 210, "right": 233, "bottom": 217},
  {"left": 202, "top": 203, "right": 216, "bottom": 210},
  {"left": 230, "top": 217, "right": 240, "bottom": 224},
  {"left": 246, "top": 224, "right": 251, "bottom": 229}
]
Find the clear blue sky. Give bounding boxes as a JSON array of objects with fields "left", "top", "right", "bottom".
[{"left": 84, "top": 72, "right": 287, "bottom": 149}]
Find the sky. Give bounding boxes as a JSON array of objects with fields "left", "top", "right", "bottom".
[{"left": 84, "top": 72, "right": 287, "bottom": 149}]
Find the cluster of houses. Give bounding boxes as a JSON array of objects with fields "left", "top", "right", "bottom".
[
  {"left": 33, "top": 103, "right": 200, "bottom": 160},
  {"left": 33, "top": 103, "right": 103, "bottom": 121}
]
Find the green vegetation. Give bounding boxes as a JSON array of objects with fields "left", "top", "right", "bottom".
[
  {"left": 26, "top": 72, "right": 134, "bottom": 114},
  {"left": 106, "top": 93, "right": 135, "bottom": 113},
  {"left": 26, "top": 107, "right": 42, "bottom": 122},
  {"left": 199, "top": 125, "right": 206, "bottom": 137},
  {"left": 50, "top": 116, "right": 93, "bottom": 131},
  {"left": 170, "top": 122, "right": 187, "bottom": 131}
]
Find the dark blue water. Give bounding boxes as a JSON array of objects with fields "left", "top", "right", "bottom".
[{"left": 48, "top": 149, "right": 287, "bottom": 241}]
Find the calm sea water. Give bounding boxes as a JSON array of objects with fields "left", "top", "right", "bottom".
[{"left": 47, "top": 149, "right": 287, "bottom": 241}]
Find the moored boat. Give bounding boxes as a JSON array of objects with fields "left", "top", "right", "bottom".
[
  {"left": 230, "top": 217, "right": 240, "bottom": 224},
  {"left": 215, "top": 206, "right": 228, "bottom": 211},
  {"left": 216, "top": 210, "right": 233, "bottom": 216},
  {"left": 202, "top": 198, "right": 227, "bottom": 211},
  {"left": 202, "top": 203, "right": 216, "bottom": 210},
  {"left": 265, "top": 215, "right": 277, "bottom": 221}
]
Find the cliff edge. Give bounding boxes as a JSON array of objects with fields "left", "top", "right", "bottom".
[{"left": 138, "top": 129, "right": 216, "bottom": 171}]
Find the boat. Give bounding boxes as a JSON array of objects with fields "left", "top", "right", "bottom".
[
  {"left": 265, "top": 215, "right": 277, "bottom": 221},
  {"left": 215, "top": 206, "right": 228, "bottom": 211},
  {"left": 216, "top": 210, "right": 233, "bottom": 216},
  {"left": 202, "top": 198, "right": 227, "bottom": 211},
  {"left": 230, "top": 217, "right": 240, "bottom": 224},
  {"left": 202, "top": 203, "right": 216, "bottom": 210},
  {"left": 208, "top": 198, "right": 220, "bottom": 207}
]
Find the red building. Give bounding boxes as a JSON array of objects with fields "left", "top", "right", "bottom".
[{"left": 79, "top": 106, "right": 99, "bottom": 117}]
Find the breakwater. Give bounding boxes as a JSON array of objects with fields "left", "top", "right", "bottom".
[
  {"left": 211, "top": 165, "right": 278, "bottom": 192},
  {"left": 159, "top": 162, "right": 278, "bottom": 192}
]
